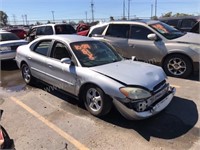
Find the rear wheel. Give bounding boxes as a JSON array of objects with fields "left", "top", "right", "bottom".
[
  {"left": 21, "top": 63, "right": 34, "bottom": 85},
  {"left": 83, "top": 85, "right": 112, "bottom": 117},
  {"left": 163, "top": 54, "right": 192, "bottom": 78}
]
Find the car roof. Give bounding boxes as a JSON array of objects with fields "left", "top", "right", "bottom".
[
  {"left": 91, "top": 20, "right": 160, "bottom": 27},
  {"left": 159, "top": 16, "right": 200, "bottom": 21},
  {"left": 36, "top": 34, "right": 96, "bottom": 43},
  {"left": 32, "top": 23, "right": 72, "bottom": 28}
]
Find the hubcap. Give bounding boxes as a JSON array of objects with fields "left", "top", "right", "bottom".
[
  {"left": 22, "top": 65, "right": 31, "bottom": 83},
  {"left": 167, "top": 58, "right": 186, "bottom": 76},
  {"left": 86, "top": 88, "right": 102, "bottom": 112}
]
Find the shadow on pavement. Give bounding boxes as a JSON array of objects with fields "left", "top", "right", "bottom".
[
  {"left": 33, "top": 83, "right": 199, "bottom": 144},
  {"left": 0, "top": 60, "right": 18, "bottom": 71},
  {"left": 101, "top": 96, "right": 198, "bottom": 141}
]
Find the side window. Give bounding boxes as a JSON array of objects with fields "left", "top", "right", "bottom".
[
  {"left": 36, "top": 26, "right": 45, "bottom": 35},
  {"left": 50, "top": 42, "right": 71, "bottom": 60},
  {"left": 166, "top": 19, "right": 179, "bottom": 28},
  {"left": 44, "top": 26, "right": 53, "bottom": 35},
  {"left": 130, "top": 25, "right": 153, "bottom": 40},
  {"left": 106, "top": 24, "right": 130, "bottom": 38},
  {"left": 181, "top": 19, "right": 197, "bottom": 28},
  {"left": 33, "top": 40, "right": 52, "bottom": 56},
  {"left": 90, "top": 25, "right": 107, "bottom": 35},
  {"left": 28, "top": 28, "right": 36, "bottom": 36}
]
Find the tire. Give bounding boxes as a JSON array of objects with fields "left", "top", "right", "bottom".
[
  {"left": 21, "top": 63, "right": 35, "bottom": 85},
  {"left": 83, "top": 85, "right": 112, "bottom": 117},
  {"left": 163, "top": 54, "right": 193, "bottom": 78}
]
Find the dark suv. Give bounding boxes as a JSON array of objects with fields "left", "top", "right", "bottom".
[
  {"left": 26, "top": 23, "right": 76, "bottom": 42},
  {"left": 159, "top": 16, "right": 200, "bottom": 33}
]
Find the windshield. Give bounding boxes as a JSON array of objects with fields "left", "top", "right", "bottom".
[
  {"left": 150, "top": 22, "right": 186, "bottom": 40},
  {"left": 70, "top": 41, "right": 122, "bottom": 67},
  {"left": 55, "top": 25, "right": 76, "bottom": 34},
  {"left": 0, "top": 33, "right": 20, "bottom": 41}
]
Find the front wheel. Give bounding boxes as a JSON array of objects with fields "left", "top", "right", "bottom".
[
  {"left": 21, "top": 63, "right": 34, "bottom": 85},
  {"left": 163, "top": 54, "right": 193, "bottom": 78},
  {"left": 83, "top": 85, "right": 112, "bottom": 117}
]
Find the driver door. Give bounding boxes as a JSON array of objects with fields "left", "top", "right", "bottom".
[{"left": 46, "top": 41, "right": 77, "bottom": 94}]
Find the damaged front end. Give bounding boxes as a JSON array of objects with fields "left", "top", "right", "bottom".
[{"left": 113, "top": 81, "right": 176, "bottom": 120}]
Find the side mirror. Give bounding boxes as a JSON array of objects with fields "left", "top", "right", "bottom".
[
  {"left": 61, "top": 58, "right": 71, "bottom": 64},
  {"left": 147, "top": 33, "right": 157, "bottom": 41}
]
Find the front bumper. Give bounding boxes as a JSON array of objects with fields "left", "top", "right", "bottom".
[{"left": 113, "top": 87, "right": 176, "bottom": 120}]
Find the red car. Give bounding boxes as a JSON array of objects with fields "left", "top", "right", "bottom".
[
  {"left": 76, "top": 23, "right": 90, "bottom": 36},
  {"left": 7, "top": 29, "right": 27, "bottom": 39}
]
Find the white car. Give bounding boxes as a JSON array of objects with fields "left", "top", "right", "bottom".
[{"left": 0, "top": 31, "right": 28, "bottom": 60}]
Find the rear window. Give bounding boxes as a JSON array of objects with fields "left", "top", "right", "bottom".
[
  {"left": 0, "top": 33, "right": 20, "bottom": 41},
  {"left": 55, "top": 25, "right": 76, "bottom": 34},
  {"left": 106, "top": 24, "right": 130, "bottom": 38},
  {"left": 90, "top": 25, "right": 107, "bottom": 35}
]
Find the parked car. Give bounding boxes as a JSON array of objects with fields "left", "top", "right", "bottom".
[
  {"left": 25, "top": 23, "right": 76, "bottom": 42},
  {"left": 159, "top": 16, "right": 200, "bottom": 33},
  {"left": 6, "top": 28, "right": 27, "bottom": 39},
  {"left": 88, "top": 20, "right": 200, "bottom": 78},
  {"left": 76, "top": 23, "right": 90, "bottom": 36},
  {"left": 0, "top": 31, "right": 28, "bottom": 60},
  {"left": 15, "top": 35, "right": 175, "bottom": 120}
]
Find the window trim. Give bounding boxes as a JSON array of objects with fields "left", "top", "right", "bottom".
[{"left": 32, "top": 40, "right": 53, "bottom": 56}]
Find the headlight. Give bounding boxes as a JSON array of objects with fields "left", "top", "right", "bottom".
[
  {"left": 0, "top": 46, "right": 11, "bottom": 51},
  {"left": 120, "top": 87, "right": 151, "bottom": 100}
]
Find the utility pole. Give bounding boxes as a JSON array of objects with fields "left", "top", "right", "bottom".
[
  {"left": 91, "top": 0, "right": 94, "bottom": 22},
  {"left": 51, "top": 11, "right": 55, "bottom": 22},
  {"left": 155, "top": 0, "right": 157, "bottom": 18},
  {"left": 128, "top": 0, "right": 131, "bottom": 20},
  {"left": 12, "top": 14, "right": 16, "bottom": 25},
  {"left": 85, "top": 11, "right": 88, "bottom": 23},
  {"left": 24, "top": 14, "right": 28, "bottom": 25},
  {"left": 22, "top": 15, "right": 24, "bottom": 25},
  {"left": 123, "top": 0, "right": 125, "bottom": 19},
  {"left": 151, "top": 4, "right": 153, "bottom": 19}
]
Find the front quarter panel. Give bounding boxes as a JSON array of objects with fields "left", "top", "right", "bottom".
[
  {"left": 165, "top": 42, "right": 200, "bottom": 62},
  {"left": 75, "top": 67, "right": 126, "bottom": 99}
]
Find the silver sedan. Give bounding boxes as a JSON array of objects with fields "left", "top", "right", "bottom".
[
  {"left": 0, "top": 31, "right": 28, "bottom": 60},
  {"left": 15, "top": 35, "right": 175, "bottom": 120}
]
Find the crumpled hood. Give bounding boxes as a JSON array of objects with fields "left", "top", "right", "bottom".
[
  {"left": 90, "top": 60, "right": 166, "bottom": 91},
  {"left": 171, "top": 32, "right": 200, "bottom": 45}
]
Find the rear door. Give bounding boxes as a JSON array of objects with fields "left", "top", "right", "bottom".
[
  {"left": 28, "top": 40, "right": 53, "bottom": 83},
  {"left": 103, "top": 24, "right": 130, "bottom": 58}
]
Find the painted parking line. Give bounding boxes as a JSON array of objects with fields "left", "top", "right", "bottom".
[{"left": 10, "top": 97, "right": 90, "bottom": 150}]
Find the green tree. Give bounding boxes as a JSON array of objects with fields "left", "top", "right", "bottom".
[
  {"left": 161, "top": 12, "right": 173, "bottom": 18},
  {"left": 0, "top": 11, "right": 8, "bottom": 26}
]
